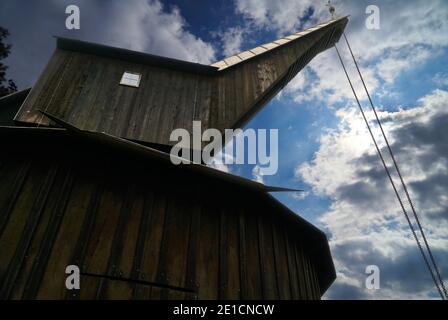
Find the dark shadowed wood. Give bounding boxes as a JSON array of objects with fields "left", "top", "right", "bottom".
[
  {"left": 257, "top": 214, "right": 279, "bottom": 299},
  {"left": 0, "top": 140, "right": 331, "bottom": 300}
]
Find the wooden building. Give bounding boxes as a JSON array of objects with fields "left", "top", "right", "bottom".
[{"left": 0, "top": 16, "right": 348, "bottom": 299}]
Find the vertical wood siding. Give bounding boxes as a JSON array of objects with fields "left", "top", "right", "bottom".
[
  {"left": 14, "top": 22, "right": 343, "bottom": 150},
  {"left": 0, "top": 150, "right": 324, "bottom": 300}
]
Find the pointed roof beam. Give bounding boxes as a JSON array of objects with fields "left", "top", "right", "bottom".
[
  {"left": 210, "top": 16, "right": 348, "bottom": 71},
  {"left": 210, "top": 16, "right": 349, "bottom": 132},
  {"left": 37, "top": 110, "right": 304, "bottom": 194}
]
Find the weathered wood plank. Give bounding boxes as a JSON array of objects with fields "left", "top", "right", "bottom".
[
  {"left": 197, "top": 204, "right": 219, "bottom": 299},
  {"left": 243, "top": 210, "right": 262, "bottom": 299},
  {"left": 221, "top": 208, "right": 240, "bottom": 299},
  {"left": 272, "top": 222, "right": 291, "bottom": 299},
  {"left": 0, "top": 162, "right": 47, "bottom": 296},
  {"left": 156, "top": 193, "right": 191, "bottom": 291},
  {"left": 257, "top": 214, "right": 278, "bottom": 299},
  {"left": 139, "top": 192, "right": 167, "bottom": 283},
  {"left": 22, "top": 167, "right": 76, "bottom": 299},
  {"left": 14, "top": 50, "right": 68, "bottom": 124},
  {"left": 284, "top": 232, "right": 300, "bottom": 299},
  {"left": 3, "top": 163, "right": 58, "bottom": 299},
  {"left": 33, "top": 170, "right": 89, "bottom": 299}
]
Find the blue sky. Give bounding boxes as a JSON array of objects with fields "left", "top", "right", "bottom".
[{"left": 1, "top": 0, "right": 447, "bottom": 299}]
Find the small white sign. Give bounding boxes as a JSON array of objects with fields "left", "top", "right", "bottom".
[{"left": 120, "top": 71, "right": 142, "bottom": 88}]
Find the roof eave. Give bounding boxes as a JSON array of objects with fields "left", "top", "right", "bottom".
[
  {"left": 55, "top": 36, "right": 219, "bottom": 75},
  {"left": 210, "top": 16, "right": 349, "bottom": 71}
]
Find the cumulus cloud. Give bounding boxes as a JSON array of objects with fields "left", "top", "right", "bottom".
[
  {"left": 235, "top": 0, "right": 328, "bottom": 35},
  {"left": 252, "top": 165, "right": 264, "bottom": 183},
  {"left": 98, "top": 0, "right": 216, "bottom": 64},
  {"left": 296, "top": 89, "right": 448, "bottom": 299},
  {"left": 236, "top": 0, "right": 448, "bottom": 299},
  {"left": 433, "top": 72, "right": 448, "bottom": 88},
  {"left": 219, "top": 26, "right": 247, "bottom": 57},
  {"left": 280, "top": 0, "right": 448, "bottom": 104}
]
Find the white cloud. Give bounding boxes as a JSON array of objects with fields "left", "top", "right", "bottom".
[
  {"left": 279, "top": 0, "right": 448, "bottom": 104},
  {"left": 235, "top": 0, "right": 328, "bottom": 35},
  {"left": 291, "top": 191, "right": 309, "bottom": 200},
  {"left": 295, "top": 89, "right": 448, "bottom": 299},
  {"left": 285, "top": 47, "right": 380, "bottom": 104},
  {"left": 375, "top": 46, "right": 432, "bottom": 84},
  {"left": 206, "top": 144, "right": 237, "bottom": 174},
  {"left": 102, "top": 0, "right": 216, "bottom": 64},
  {"left": 220, "top": 26, "right": 246, "bottom": 57},
  {"left": 230, "top": 11, "right": 448, "bottom": 300},
  {"left": 432, "top": 72, "right": 448, "bottom": 87},
  {"left": 5, "top": 0, "right": 217, "bottom": 90},
  {"left": 252, "top": 165, "right": 264, "bottom": 183},
  {"left": 216, "top": 0, "right": 448, "bottom": 299}
]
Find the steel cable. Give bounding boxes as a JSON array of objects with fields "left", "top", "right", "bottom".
[
  {"left": 334, "top": 43, "right": 445, "bottom": 299},
  {"left": 342, "top": 32, "right": 447, "bottom": 298}
]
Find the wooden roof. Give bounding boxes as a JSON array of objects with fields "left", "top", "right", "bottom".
[
  {"left": 56, "top": 37, "right": 218, "bottom": 75},
  {"left": 211, "top": 16, "right": 349, "bottom": 71},
  {"left": 54, "top": 16, "right": 349, "bottom": 75}
]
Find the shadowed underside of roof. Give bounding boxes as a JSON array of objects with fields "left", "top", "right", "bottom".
[{"left": 0, "top": 122, "right": 335, "bottom": 295}]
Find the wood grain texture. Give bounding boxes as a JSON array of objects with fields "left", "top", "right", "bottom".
[
  {"left": 0, "top": 144, "right": 328, "bottom": 300},
  {"left": 14, "top": 20, "right": 345, "bottom": 150},
  {"left": 2, "top": 18, "right": 346, "bottom": 299}
]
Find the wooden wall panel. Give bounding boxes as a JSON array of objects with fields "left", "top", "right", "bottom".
[
  {"left": 33, "top": 171, "right": 92, "bottom": 299},
  {"left": 15, "top": 53, "right": 206, "bottom": 147},
  {"left": 156, "top": 194, "right": 192, "bottom": 298},
  {"left": 196, "top": 204, "right": 220, "bottom": 299},
  {"left": 0, "top": 161, "right": 48, "bottom": 297},
  {"left": 139, "top": 192, "right": 167, "bottom": 285},
  {"left": 0, "top": 160, "right": 30, "bottom": 239},
  {"left": 243, "top": 210, "right": 263, "bottom": 299},
  {"left": 22, "top": 166, "right": 76, "bottom": 299},
  {"left": 13, "top": 21, "right": 343, "bottom": 151},
  {"left": 109, "top": 188, "right": 145, "bottom": 281},
  {"left": 257, "top": 215, "right": 279, "bottom": 299},
  {"left": 220, "top": 208, "right": 240, "bottom": 299},
  {"left": 284, "top": 232, "right": 300, "bottom": 299},
  {"left": 75, "top": 183, "right": 121, "bottom": 279},
  {"left": 272, "top": 223, "right": 292, "bottom": 299},
  {"left": 14, "top": 50, "right": 70, "bottom": 124},
  {"left": 0, "top": 150, "right": 328, "bottom": 300}
]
